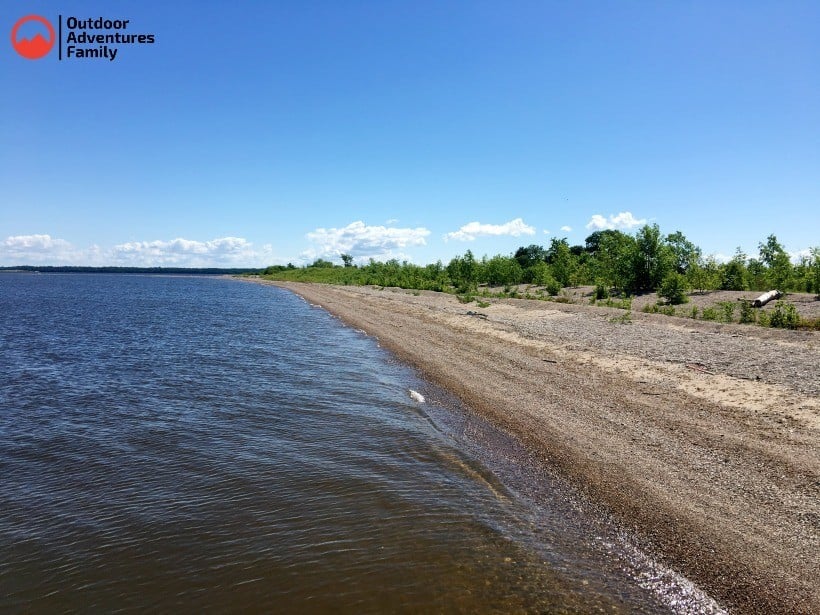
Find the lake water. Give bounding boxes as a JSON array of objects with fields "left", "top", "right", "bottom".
[{"left": 0, "top": 274, "right": 716, "bottom": 613}]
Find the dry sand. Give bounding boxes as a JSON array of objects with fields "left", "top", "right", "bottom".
[{"left": 265, "top": 281, "right": 819, "bottom": 614}]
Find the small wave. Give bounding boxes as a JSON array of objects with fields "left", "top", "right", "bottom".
[{"left": 409, "top": 390, "right": 425, "bottom": 403}]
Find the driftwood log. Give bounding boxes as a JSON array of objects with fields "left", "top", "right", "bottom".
[{"left": 751, "top": 289, "right": 783, "bottom": 308}]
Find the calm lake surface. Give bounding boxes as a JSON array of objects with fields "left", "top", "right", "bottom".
[{"left": 0, "top": 274, "right": 708, "bottom": 613}]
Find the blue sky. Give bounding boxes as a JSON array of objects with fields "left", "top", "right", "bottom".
[{"left": 2, "top": 1, "right": 818, "bottom": 267}]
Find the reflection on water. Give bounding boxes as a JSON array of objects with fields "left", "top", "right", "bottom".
[{"left": 0, "top": 274, "right": 707, "bottom": 613}]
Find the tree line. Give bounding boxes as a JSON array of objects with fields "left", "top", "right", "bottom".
[{"left": 263, "top": 224, "right": 820, "bottom": 298}]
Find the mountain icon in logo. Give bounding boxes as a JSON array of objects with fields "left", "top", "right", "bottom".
[{"left": 11, "top": 15, "right": 56, "bottom": 59}]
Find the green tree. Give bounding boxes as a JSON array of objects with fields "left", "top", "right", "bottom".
[
  {"left": 631, "top": 224, "right": 673, "bottom": 292},
  {"left": 666, "top": 231, "right": 701, "bottom": 275},
  {"left": 484, "top": 255, "right": 523, "bottom": 286},
  {"left": 720, "top": 249, "right": 747, "bottom": 290},
  {"left": 447, "top": 249, "right": 478, "bottom": 291},
  {"left": 546, "top": 238, "right": 575, "bottom": 287},
  {"left": 658, "top": 272, "right": 689, "bottom": 305},
  {"left": 584, "top": 229, "right": 625, "bottom": 254},
  {"left": 758, "top": 234, "right": 792, "bottom": 290},
  {"left": 811, "top": 248, "right": 820, "bottom": 296},
  {"left": 592, "top": 231, "right": 635, "bottom": 292},
  {"left": 513, "top": 244, "right": 547, "bottom": 269},
  {"left": 687, "top": 256, "right": 720, "bottom": 293},
  {"left": 529, "top": 261, "right": 551, "bottom": 285},
  {"left": 341, "top": 253, "right": 354, "bottom": 267}
]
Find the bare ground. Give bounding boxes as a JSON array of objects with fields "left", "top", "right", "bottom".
[{"left": 263, "top": 281, "right": 819, "bottom": 614}]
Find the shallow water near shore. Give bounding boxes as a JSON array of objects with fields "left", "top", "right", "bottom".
[{"left": 1, "top": 274, "right": 719, "bottom": 613}]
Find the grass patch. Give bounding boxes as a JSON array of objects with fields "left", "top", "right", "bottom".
[
  {"left": 717, "top": 301, "right": 736, "bottom": 323},
  {"left": 609, "top": 311, "right": 633, "bottom": 324},
  {"left": 796, "top": 316, "right": 820, "bottom": 331}
]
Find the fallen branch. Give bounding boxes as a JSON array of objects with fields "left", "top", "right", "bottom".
[{"left": 686, "top": 362, "right": 715, "bottom": 375}]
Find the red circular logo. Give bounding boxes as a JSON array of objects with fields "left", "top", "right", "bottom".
[{"left": 11, "top": 15, "right": 55, "bottom": 59}]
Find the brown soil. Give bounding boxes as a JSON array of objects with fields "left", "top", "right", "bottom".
[{"left": 264, "top": 281, "right": 819, "bottom": 614}]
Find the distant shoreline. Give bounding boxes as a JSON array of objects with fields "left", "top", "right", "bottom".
[
  {"left": 255, "top": 280, "right": 819, "bottom": 615},
  {"left": 0, "top": 266, "right": 262, "bottom": 275}
]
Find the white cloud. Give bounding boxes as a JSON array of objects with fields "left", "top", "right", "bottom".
[
  {"left": 704, "top": 249, "right": 815, "bottom": 266},
  {"left": 3, "top": 234, "right": 69, "bottom": 251},
  {"left": 304, "top": 221, "right": 430, "bottom": 262},
  {"left": 444, "top": 218, "right": 535, "bottom": 242},
  {"left": 1, "top": 234, "right": 279, "bottom": 267},
  {"left": 790, "top": 248, "right": 814, "bottom": 264},
  {"left": 542, "top": 229, "right": 551, "bottom": 235},
  {"left": 1, "top": 234, "right": 88, "bottom": 265},
  {"left": 585, "top": 211, "right": 647, "bottom": 231},
  {"left": 111, "top": 237, "right": 262, "bottom": 266},
  {"left": 709, "top": 253, "right": 732, "bottom": 264},
  {"left": 560, "top": 225, "right": 572, "bottom": 233}
]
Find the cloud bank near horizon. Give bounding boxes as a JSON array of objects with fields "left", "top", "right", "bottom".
[
  {"left": 1, "top": 234, "right": 277, "bottom": 268},
  {"left": 444, "top": 218, "right": 536, "bottom": 242},
  {"left": 303, "top": 221, "right": 430, "bottom": 263}
]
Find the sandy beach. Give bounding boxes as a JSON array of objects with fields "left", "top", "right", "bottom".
[{"left": 264, "top": 281, "right": 818, "bottom": 614}]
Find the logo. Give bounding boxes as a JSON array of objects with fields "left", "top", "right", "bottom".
[
  {"left": 10, "top": 14, "right": 156, "bottom": 62},
  {"left": 11, "top": 15, "right": 56, "bottom": 59}
]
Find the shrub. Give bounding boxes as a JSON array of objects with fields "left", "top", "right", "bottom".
[
  {"left": 701, "top": 307, "right": 718, "bottom": 321},
  {"left": 476, "top": 300, "right": 491, "bottom": 308},
  {"left": 661, "top": 305, "right": 676, "bottom": 316},
  {"left": 739, "top": 301, "right": 756, "bottom": 324},
  {"left": 767, "top": 301, "right": 800, "bottom": 329},
  {"left": 642, "top": 304, "right": 659, "bottom": 314},
  {"left": 544, "top": 278, "right": 562, "bottom": 296},
  {"left": 594, "top": 284, "right": 609, "bottom": 300},
  {"left": 658, "top": 272, "right": 689, "bottom": 305},
  {"left": 457, "top": 294, "right": 475, "bottom": 304},
  {"left": 717, "top": 301, "right": 736, "bottom": 323},
  {"left": 690, "top": 305, "right": 699, "bottom": 319}
]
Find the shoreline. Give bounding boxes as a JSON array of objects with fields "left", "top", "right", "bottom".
[{"left": 257, "top": 280, "right": 818, "bottom": 614}]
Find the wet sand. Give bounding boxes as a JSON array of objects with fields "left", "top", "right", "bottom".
[{"left": 266, "top": 281, "right": 819, "bottom": 614}]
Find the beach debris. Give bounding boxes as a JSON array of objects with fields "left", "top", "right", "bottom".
[
  {"left": 409, "top": 389, "right": 425, "bottom": 403},
  {"left": 749, "top": 290, "right": 783, "bottom": 308},
  {"left": 465, "top": 311, "right": 488, "bottom": 319},
  {"left": 686, "top": 362, "right": 715, "bottom": 375}
]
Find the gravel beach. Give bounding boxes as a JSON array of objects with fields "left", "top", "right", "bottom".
[{"left": 265, "top": 281, "right": 819, "bottom": 614}]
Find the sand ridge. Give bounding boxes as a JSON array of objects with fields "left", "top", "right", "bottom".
[{"left": 262, "top": 281, "right": 819, "bottom": 614}]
